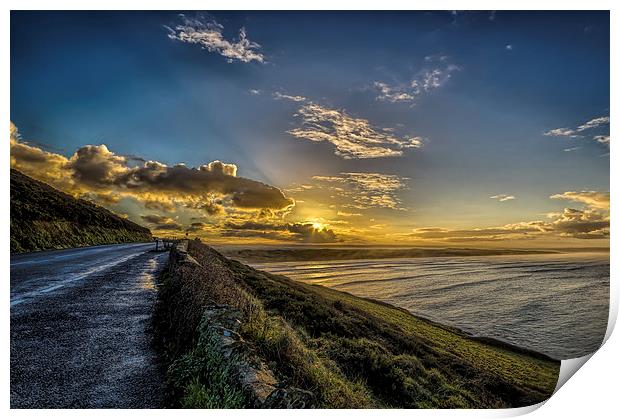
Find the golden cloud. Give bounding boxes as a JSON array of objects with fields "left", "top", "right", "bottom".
[
  {"left": 223, "top": 220, "right": 339, "bottom": 243},
  {"left": 411, "top": 191, "right": 609, "bottom": 242},
  {"left": 140, "top": 214, "right": 184, "bottom": 231},
  {"left": 10, "top": 122, "right": 74, "bottom": 190},
  {"left": 550, "top": 191, "right": 609, "bottom": 210},
  {"left": 10, "top": 122, "right": 294, "bottom": 219}
]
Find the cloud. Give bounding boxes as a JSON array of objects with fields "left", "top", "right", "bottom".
[
  {"left": 549, "top": 207, "right": 609, "bottom": 239},
  {"left": 422, "top": 65, "right": 460, "bottom": 91},
  {"left": 10, "top": 122, "right": 74, "bottom": 189},
  {"left": 67, "top": 147, "right": 292, "bottom": 210},
  {"left": 249, "top": 89, "right": 261, "bottom": 95},
  {"left": 490, "top": 194, "right": 515, "bottom": 202},
  {"left": 287, "top": 104, "right": 422, "bottom": 159},
  {"left": 287, "top": 223, "right": 338, "bottom": 243},
  {"left": 544, "top": 115, "right": 609, "bottom": 145},
  {"left": 576, "top": 116, "right": 610, "bottom": 132},
  {"left": 140, "top": 214, "right": 170, "bottom": 224},
  {"left": 374, "top": 81, "right": 418, "bottom": 103},
  {"left": 505, "top": 44, "right": 513, "bottom": 50},
  {"left": 337, "top": 211, "right": 362, "bottom": 217},
  {"left": 273, "top": 92, "right": 307, "bottom": 102},
  {"left": 165, "top": 14, "right": 264, "bottom": 63},
  {"left": 411, "top": 215, "right": 608, "bottom": 242},
  {"left": 311, "top": 172, "right": 407, "bottom": 210},
  {"left": 594, "top": 135, "right": 610, "bottom": 145},
  {"left": 153, "top": 223, "right": 184, "bottom": 231},
  {"left": 68, "top": 144, "right": 128, "bottom": 187},
  {"left": 184, "top": 198, "right": 226, "bottom": 215},
  {"left": 424, "top": 54, "right": 449, "bottom": 62},
  {"left": 550, "top": 191, "right": 609, "bottom": 210},
  {"left": 10, "top": 122, "right": 294, "bottom": 220},
  {"left": 373, "top": 59, "right": 459, "bottom": 104},
  {"left": 140, "top": 214, "right": 184, "bottom": 231},
  {"left": 143, "top": 198, "right": 177, "bottom": 212},
  {"left": 223, "top": 220, "right": 339, "bottom": 243},
  {"left": 186, "top": 222, "right": 208, "bottom": 232},
  {"left": 543, "top": 127, "right": 579, "bottom": 138},
  {"left": 410, "top": 223, "right": 545, "bottom": 241},
  {"left": 564, "top": 146, "right": 581, "bottom": 152},
  {"left": 411, "top": 190, "right": 609, "bottom": 242}
]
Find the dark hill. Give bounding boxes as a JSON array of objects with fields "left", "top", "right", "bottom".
[{"left": 10, "top": 169, "right": 152, "bottom": 253}]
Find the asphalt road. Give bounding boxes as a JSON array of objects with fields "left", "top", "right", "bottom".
[{"left": 10, "top": 243, "right": 168, "bottom": 408}]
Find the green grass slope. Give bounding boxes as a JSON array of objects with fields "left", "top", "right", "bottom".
[
  {"left": 10, "top": 169, "right": 152, "bottom": 253},
  {"left": 156, "top": 240, "right": 560, "bottom": 408}
]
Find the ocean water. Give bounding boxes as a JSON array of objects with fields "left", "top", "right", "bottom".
[{"left": 252, "top": 252, "right": 609, "bottom": 360}]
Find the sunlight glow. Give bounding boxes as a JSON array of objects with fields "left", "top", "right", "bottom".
[{"left": 312, "top": 222, "right": 325, "bottom": 230}]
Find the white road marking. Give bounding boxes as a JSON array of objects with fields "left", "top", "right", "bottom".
[{"left": 11, "top": 252, "right": 146, "bottom": 307}]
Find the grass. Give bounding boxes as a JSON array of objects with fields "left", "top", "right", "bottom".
[
  {"left": 155, "top": 240, "right": 560, "bottom": 408},
  {"left": 310, "top": 286, "right": 559, "bottom": 396},
  {"left": 155, "top": 243, "right": 373, "bottom": 408},
  {"left": 241, "top": 314, "right": 375, "bottom": 407},
  {"left": 10, "top": 169, "right": 152, "bottom": 253},
  {"left": 167, "top": 316, "right": 248, "bottom": 408}
]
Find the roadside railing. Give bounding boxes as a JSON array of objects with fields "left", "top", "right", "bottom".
[{"left": 153, "top": 237, "right": 179, "bottom": 252}]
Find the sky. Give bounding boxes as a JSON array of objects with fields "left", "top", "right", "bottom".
[{"left": 10, "top": 11, "right": 610, "bottom": 247}]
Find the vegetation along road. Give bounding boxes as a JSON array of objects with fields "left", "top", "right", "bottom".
[{"left": 10, "top": 243, "right": 166, "bottom": 408}]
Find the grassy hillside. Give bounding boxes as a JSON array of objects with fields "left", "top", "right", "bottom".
[
  {"left": 10, "top": 169, "right": 152, "bottom": 253},
  {"left": 155, "top": 240, "right": 560, "bottom": 408}
]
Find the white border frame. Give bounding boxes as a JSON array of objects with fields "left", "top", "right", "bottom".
[{"left": 2, "top": 2, "right": 616, "bottom": 418}]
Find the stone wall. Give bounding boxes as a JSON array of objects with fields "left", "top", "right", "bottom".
[{"left": 166, "top": 241, "right": 316, "bottom": 408}]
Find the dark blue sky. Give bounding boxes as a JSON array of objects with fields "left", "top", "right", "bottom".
[{"left": 11, "top": 11, "right": 610, "bottom": 242}]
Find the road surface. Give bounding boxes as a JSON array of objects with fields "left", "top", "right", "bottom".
[{"left": 11, "top": 243, "right": 168, "bottom": 408}]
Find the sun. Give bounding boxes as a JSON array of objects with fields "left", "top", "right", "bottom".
[{"left": 312, "top": 221, "right": 324, "bottom": 230}]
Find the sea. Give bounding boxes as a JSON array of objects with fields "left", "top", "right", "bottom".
[{"left": 251, "top": 252, "right": 609, "bottom": 360}]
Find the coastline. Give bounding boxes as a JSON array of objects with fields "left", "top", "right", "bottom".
[
  {"left": 246, "top": 252, "right": 608, "bottom": 361},
  {"left": 331, "top": 289, "right": 561, "bottom": 362},
  {"left": 220, "top": 246, "right": 608, "bottom": 264},
  {"left": 155, "top": 240, "right": 561, "bottom": 408}
]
